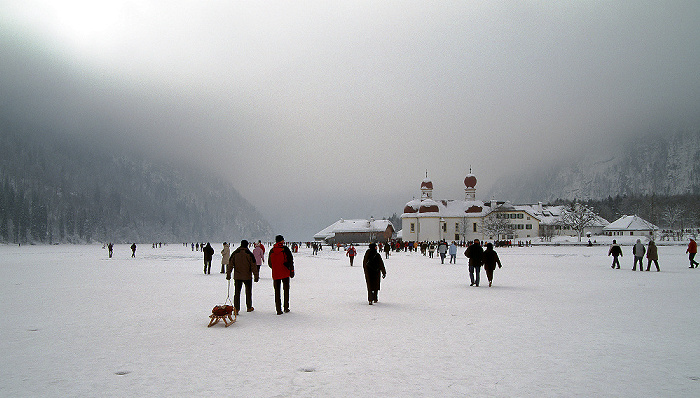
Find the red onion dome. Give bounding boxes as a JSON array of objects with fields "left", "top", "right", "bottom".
[
  {"left": 464, "top": 174, "right": 477, "bottom": 188},
  {"left": 421, "top": 178, "right": 433, "bottom": 190},
  {"left": 419, "top": 199, "right": 440, "bottom": 213},
  {"left": 403, "top": 199, "right": 420, "bottom": 214}
]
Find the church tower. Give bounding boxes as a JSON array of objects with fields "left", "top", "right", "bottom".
[
  {"left": 421, "top": 171, "right": 433, "bottom": 200},
  {"left": 464, "top": 169, "right": 477, "bottom": 201}
]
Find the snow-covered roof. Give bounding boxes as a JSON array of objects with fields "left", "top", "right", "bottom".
[
  {"left": 603, "top": 215, "right": 658, "bottom": 231},
  {"left": 401, "top": 198, "right": 487, "bottom": 218},
  {"left": 314, "top": 219, "right": 394, "bottom": 240}
]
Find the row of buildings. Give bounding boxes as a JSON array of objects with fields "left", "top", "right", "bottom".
[{"left": 314, "top": 172, "right": 659, "bottom": 244}]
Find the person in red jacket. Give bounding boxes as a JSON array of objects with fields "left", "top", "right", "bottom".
[
  {"left": 346, "top": 244, "right": 357, "bottom": 266},
  {"left": 268, "top": 235, "right": 294, "bottom": 315},
  {"left": 688, "top": 238, "right": 699, "bottom": 268}
]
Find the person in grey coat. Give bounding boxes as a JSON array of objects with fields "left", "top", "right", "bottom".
[{"left": 632, "top": 239, "right": 645, "bottom": 271}]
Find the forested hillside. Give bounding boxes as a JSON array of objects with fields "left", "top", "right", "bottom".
[{"left": 0, "top": 120, "right": 272, "bottom": 244}]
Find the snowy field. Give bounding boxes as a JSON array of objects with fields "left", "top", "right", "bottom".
[{"left": 2, "top": 242, "right": 699, "bottom": 397}]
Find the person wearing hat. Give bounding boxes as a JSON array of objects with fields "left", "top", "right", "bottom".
[
  {"left": 363, "top": 243, "right": 386, "bottom": 305},
  {"left": 268, "top": 235, "right": 294, "bottom": 315}
]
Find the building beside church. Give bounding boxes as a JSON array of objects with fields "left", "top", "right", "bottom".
[
  {"left": 603, "top": 215, "right": 658, "bottom": 237},
  {"left": 400, "top": 172, "right": 609, "bottom": 242},
  {"left": 314, "top": 218, "right": 395, "bottom": 244}
]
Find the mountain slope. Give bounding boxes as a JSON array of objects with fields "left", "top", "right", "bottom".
[
  {"left": 0, "top": 119, "right": 272, "bottom": 244},
  {"left": 491, "top": 129, "right": 700, "bottom": 203}
]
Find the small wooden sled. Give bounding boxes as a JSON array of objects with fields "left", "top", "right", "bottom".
[{"left": 208, "top": 280, "right": 236, "bottom": 327}]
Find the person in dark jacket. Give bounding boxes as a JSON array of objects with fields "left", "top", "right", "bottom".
[
  {"left": 130, "top": 243, "right": 137, "bottom": 257},
  {"left": 646, "top": 240, "right": 660, "bottom": 272},
  {"left": 608, "top": 239, "right": 623, "bottom": 269},
  {"left": 268, "top": 235, "right": 294, "bottom": 315},
  {"left": 226, "top": 240, "right": 259, "bottom": 314},
  {"left": 482, "top": 242, "right": 502, "bottom": 287},
  {"left": 465, "top": 239, "right": 484, "bottom": 286},
  {"left": 203, "top": 242, "right": 214, "bottom": 274},
  {"left": 363, "top": 243, "right": 386, "bottom": 305}
]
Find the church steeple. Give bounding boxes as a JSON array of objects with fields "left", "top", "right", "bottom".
[
  {"left": 464, "top": 168, "right": 477, "bottom": 201},
  {"left": 420, "top": 171, "right": 433, "bottom": 200}
]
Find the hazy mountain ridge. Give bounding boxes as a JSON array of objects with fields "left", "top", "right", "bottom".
[
  {"left": 492, "top": 129, "right": 700, "bottom": 203},
  {"left": 0, "top": 120, "right": 273, "bottom": 244}
]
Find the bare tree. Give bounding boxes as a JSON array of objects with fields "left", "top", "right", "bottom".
[
  {"left": 661, "top": 204, "right": 686, "bottom": 238},
  {"left": 480, "top": 214, "right": 515, "bottom": 241},
  {"left": 560, "top": 202, "right": 600, "bottom": 242}
]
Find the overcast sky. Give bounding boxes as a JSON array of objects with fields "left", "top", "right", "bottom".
[{"left": 2, "top": 1, "right": 700, "bottom": 240}]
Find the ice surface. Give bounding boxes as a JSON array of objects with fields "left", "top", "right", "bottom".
[{"left": 1, "top": 242, "right": 699, "bottom": 397}]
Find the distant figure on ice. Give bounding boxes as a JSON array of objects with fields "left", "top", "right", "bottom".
[
  {"left": 108, "top": 243, "right": 113, "bottom": 258},
  {"left": 130, "top": 243, "right": 137, "bottom": 257},
  {"left": 428, "top": 242, "right": 435, "bottom": 258},
  {"left": 220, "top": 242, "right": 230, "bottom": 274},
  {"left": 482, "top": 242, "right": 502, "bottom": 287},
  {"left": 632, "top": 239, "right": 645, "bottom": 271},
  {"left": 383, "top": 242, "right": 390, "bottom": 259},
  {"left": 346, "top": 244, "right": 357, "bottom": 266},
  {"left": 646, "top": 240, "right": 660, "bottom": 272},
  {"left": 253, "top": 242, "right": 265, "bottom": 273},
  {"left": 363, "top": 243, "right": 386, "bottom": 305},
  {"left": 465, "top": 239, "right": 484, "bottom": 287},
  {"left": 203, "top": 242, "right": 214, "bottom": 274},
  {"left": 608, "top": 239, "right": 622, "bottom": 269},
  {"left": 268, "top": 235, "right": 294, "bottom": 315},
  {"left": 226, "top": 240, "right": 259, "bottom": 315},
  {"left": 449, "top": 241, "right": 458, "bottom": 264},
  {"left": 687, "top": 238, "right": 699, "bottom": 268},
  {"left": 437, "top": 241, "right": 448, "bottom": 264}
]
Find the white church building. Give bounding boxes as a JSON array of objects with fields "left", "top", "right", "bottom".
[{"left": 400, "top": 172, "right": 608, "bottom": 243}]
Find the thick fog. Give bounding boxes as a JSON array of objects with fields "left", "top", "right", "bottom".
[{"left": 2, "top": 1, "right": 700, "bottom": 239}]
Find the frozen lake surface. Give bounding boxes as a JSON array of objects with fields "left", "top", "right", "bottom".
[{"left": 1, "top": 242, "right": 699, "bottom": 397}]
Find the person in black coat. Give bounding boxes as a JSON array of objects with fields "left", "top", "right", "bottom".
[
  {"left": 465, "top": 239, "right": 484, "bottom": 286},
  {"left": 482, "top": 242, "right": 502, "bottom": 287},
  {"left": 203, "top": 242, "right": 215, "bottom": 274},
  {"left": 363, "top": 243, "right": 386, "bottom": 305}
]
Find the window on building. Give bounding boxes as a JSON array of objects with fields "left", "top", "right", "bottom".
[
  {"left": 526, "top": 224, "right": 532, "bottom": 230},
  {"left": 442, "top": 223, "right": 447, "bottom": 232},
  {"left": 410, "top": 223, "right": 415, "bottom": 233},
  {"left": 455, "top": 234, "right": 460, "bottom": 240},
  {"left": 473, "top": 223, "right": 477, "bottom": 232}
]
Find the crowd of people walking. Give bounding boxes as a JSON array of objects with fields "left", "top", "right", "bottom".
[{"left": 103, "top": 235, "right": 698, "bottom": 316}]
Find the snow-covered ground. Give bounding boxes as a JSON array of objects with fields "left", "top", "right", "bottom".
[{"left": 2, "top": 242, "right": 699, "bottom": 397}]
